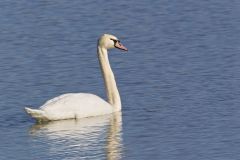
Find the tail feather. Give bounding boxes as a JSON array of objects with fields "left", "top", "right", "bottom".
[{"left": 25, "top": 107, "right": 48, "bottom": 122}]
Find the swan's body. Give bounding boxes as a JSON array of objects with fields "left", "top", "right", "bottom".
[
  {"left": 25, "top": 93, "right": 113, "bottom": 121},
  {"left": 25, "top": 34, "right": 127, "bottom": 121}
]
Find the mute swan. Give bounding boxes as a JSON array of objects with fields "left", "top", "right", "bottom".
[{"left": 25, "top": 34, "right": 127, "bottom": 122}]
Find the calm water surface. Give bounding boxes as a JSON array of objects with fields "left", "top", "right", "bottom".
[{"left": 0, "top": 0, "right": 240, "bottom": 159}]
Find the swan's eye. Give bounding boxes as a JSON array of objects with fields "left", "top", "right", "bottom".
[{"left": 110, "top": 38, "right": 120, "bottom": 44}]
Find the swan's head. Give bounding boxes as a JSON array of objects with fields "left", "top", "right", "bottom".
[{"left": 98, "top": 34, "right": 128, "bottom": 51}]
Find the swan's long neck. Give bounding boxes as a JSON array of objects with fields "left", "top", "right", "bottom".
[{"left": 98, "top": 46, "right": 121, "bottom": 111}]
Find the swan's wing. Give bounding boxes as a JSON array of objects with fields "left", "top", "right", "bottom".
[
  {"left": 39, "top": 93, "right": 113, "bottom": 120},
  {"left": 40, "top": 93, "right": 76, "bottom": 109}
]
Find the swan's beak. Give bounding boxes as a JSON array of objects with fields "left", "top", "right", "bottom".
[{"left": 115, "top": 42, "right": 128, "bottom": 51}]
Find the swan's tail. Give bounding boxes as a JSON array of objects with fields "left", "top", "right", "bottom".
[{"left": 25, "top": 107, "right": 48, "bottom": 122}]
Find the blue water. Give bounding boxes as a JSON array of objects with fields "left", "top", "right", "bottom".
[{"left": 0, "top": 0, "right": 240, "bottom": 159}]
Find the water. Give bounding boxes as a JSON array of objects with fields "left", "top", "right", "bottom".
[{"left": 0, "top": 0, "right": 240, "bottom": 159}]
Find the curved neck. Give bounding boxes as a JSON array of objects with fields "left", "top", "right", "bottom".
[{"left": 97, "top": 46, "right": 121, "bottom": 111}]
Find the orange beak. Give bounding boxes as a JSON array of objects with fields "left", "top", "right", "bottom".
[{"left": 115, "top": 41, "right": 128, "bottom": 51}]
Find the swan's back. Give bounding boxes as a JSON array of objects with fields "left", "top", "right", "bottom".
[{"left": 26, "top": 93, "right": 113, "bottom": 121}]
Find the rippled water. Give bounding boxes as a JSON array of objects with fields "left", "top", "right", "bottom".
[{"left": 0, "top": 0, "right": 240, "bottom": 159}]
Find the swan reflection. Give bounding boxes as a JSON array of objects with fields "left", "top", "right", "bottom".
[{"left": 30, "top": 112, "right": 122, "bottom": 160}]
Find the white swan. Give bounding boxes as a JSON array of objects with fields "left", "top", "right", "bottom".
[{"left": 25, "top": 34, "right": 128, "bottom": 122}]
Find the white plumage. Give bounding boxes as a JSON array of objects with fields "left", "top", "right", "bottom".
[
  {"left": 25, "top": 34, "right": 128, "bottom": 122},
  {"left": 25, "top": 93, "right": 113, "bottom": 121}
]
